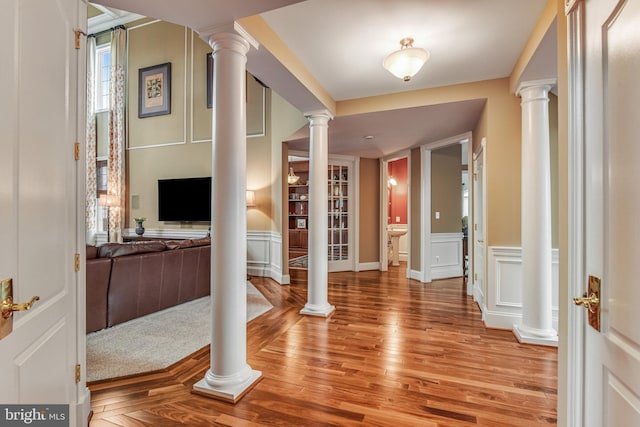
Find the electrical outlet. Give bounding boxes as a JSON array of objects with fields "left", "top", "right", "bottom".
[
  {"left": 395, "top": 216, "right": 400, "bottom": 223},
  {"left": 435, "top": 211, "right": 440, "bottom": 219}
]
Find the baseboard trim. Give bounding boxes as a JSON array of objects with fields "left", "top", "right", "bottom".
[
  {"left": 357, "top": 262, "right": 380, "bottom": 272},
  {"left": 409, "top": 269, "right": 424, "bottom": 282}
]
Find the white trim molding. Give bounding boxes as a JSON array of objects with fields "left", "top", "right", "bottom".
[
  {"left": 431, "top": 233, "right": 465, "bottom": 280},
  {"left": 123, "top": 228, "right": 209, "bottom": 241},
  {"left": 357, "top": 262, "right": 380, "bottom": 272},
  {"left": 483, "top": 246, "right": 559, "bottom": 333}
]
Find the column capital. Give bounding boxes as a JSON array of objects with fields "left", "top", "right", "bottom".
[
  {"left": 516, "top": 79, "right": 557, "bottom": 97},
  {"left": 198, "top": 22, "right": 258, "bottom": 52},
  {"left": 304, "top": 109, "right": 334, "bottom": 123}
]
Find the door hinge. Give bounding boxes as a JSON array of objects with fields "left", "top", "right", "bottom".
[
  {"left": 474, "top": 224, "right": 478, "bottom": 231},
  {"left": 474, "top": 273, "right": 477, "bottom": 281},
  {"left": 74, "top": 253, "right": 80, "bottom": 272},
  {"left": 473, "top": 173, "right": 477, "bottom": 181},
  {"left": 74, "top": 142, "right": 80, "bottom": 161},
  {"left": 74, "top": 29, "right": 86, "bottom": 50},
  {"left": 75, "top": 364, "right": 81, "bottom": 383}
]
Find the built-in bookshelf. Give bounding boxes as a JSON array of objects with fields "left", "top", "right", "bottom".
[{"left": 288, "top": 161, "right": 309, "bottom": 259}]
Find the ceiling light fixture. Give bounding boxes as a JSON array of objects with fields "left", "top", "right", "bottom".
[{"left": 383, "top": 37, "right": 429, "bottom": 82}]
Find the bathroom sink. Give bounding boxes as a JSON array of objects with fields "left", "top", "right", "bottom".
[
  {"left": 387, "top": 229, "right": 407, "bottom": 238},
  {"left": 387, "top": 228, "right": 407, "bottom": 266}
]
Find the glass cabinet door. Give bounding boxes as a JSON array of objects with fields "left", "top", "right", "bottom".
[{"left": 327, "top": 162, "right": 352, "bottom": 271}]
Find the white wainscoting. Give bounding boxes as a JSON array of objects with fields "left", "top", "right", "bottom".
[
  {"left": 431, "top": 233, "right": 464, "bottom": 280},
  {"left": 247, "top": 231, "right": 288, "bottom": 284},
  {"left": 484, "top": 246, "right": 559, "bottom": 331}
]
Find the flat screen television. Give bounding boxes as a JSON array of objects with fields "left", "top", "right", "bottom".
[{"left": 158, "top": 177, "right": 211, "bottom": 222}]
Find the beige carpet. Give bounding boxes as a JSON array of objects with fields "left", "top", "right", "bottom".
[{"left": 86, "top": 281, "right": 272, "bottom": 382}]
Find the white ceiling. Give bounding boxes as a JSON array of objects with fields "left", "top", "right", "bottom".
[
  {"left": 93, "top": 0, "right": 555, "bottom": 158},
  {"left": 261, "top": 0, "right": 548, "bottom": 101}
]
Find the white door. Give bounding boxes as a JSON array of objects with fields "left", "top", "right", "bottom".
[
  {"left": 472, "top": 145, "right": 485, "bottom": 308},
  {"left": 0, "top": 0, "right": 86, "bottom": 424},
  {"left": 577, "top": 0, "right": 640, "bottom": 424}
]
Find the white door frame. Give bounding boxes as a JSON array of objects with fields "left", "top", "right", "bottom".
[
  {"left": 419, "top": 132, "right": 473, "bottom": 285},
  {"left": 288, "top": 150, "right": 358, "bottom": 272},
  {"left": 566, "top": 1, "right": 587, "bottom": 424},
  {"left": 472, "top": 139, "right": 487, "bottom": 305},
  {"left": 327, "top": 153, "right": 357, "bottom": 272}
]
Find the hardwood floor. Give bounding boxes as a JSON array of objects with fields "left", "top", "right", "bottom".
[{"left": 89, "top": 264, "right": 557, "bottom": 426}]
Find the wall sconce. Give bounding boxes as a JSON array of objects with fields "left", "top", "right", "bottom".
[
  {"left": 246, "top": 190, "right": 256, "bottom": 208},
  {"left": 98, "top": 194, "right": 119, "bottom": 242},
  {"left": 388, "top": 176, "right": 398, "bottom": 186}
]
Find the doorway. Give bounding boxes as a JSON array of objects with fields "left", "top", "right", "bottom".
[
  {"left": 417, "top": 132, "right": 473, "bottom": 284},
  {"left": 380, "top": 152, "right": 410, "bottom": 274}
]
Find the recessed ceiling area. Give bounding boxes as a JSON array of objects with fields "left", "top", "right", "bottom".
[{"left": 286, "top": 99, "right": 486, "bottom": 158}]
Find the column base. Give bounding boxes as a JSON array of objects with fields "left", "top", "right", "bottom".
[
  {"left": 300, "top": 303, "right": 336, "bottom": 318},
  {"left": 192, "top": 369, "right": 262, "bottom": 404},
  {"left": 513, "top": 324, "right": 558, "bottom": 347}
]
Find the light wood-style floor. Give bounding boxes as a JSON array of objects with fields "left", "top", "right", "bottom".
[{"left": 88, "top": 264, "right": 557, "bottom": 426}]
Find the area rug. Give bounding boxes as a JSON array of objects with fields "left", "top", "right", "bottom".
[
  {"left": 289, "top": 254, "right": 308, "bottom": 269},
  {"left": 86, "top": 281, "right": 272, "bottom": 382}
]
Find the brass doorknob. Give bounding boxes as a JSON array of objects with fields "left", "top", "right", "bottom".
[
  {"left": 1, "top": 295, "right": 40, "bottom": 319},
  {"left": 573, "top": 292, "right": 599, "bottom": 313}
]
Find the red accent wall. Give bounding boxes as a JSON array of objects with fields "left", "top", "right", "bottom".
[{"left": 388, "top": 157, "right": 408, "bottom": 224}]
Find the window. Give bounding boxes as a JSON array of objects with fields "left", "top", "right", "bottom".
[
  {"left": 94, "top": 45, "right": 110, "bottom": 234},
  {"left": 95, "top": 45, "right": 110, "bottom": 111}
]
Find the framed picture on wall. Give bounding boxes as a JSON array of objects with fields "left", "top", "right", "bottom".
[
  {"left": 206, "top": 52, "right": 213, "bottom": 109},
  {"left": 138, "top": 62, "right": 171, "bottom": 118}
]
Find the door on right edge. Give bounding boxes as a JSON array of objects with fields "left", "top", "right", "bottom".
[{"left": 581, "top": 0, "right": 640, "bottom": 424}]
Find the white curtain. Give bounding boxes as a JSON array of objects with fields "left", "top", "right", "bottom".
[
  {"left": 107, "top": 28, "right": 127, "bottom": 242},
  {"left": 85, "top": 36, "right": 98, "bottom": 245}
]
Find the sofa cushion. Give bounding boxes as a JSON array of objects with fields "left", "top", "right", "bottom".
[
  {"left": 86, "top": 245, "right": 98, "bottom": 260},
  {"left": 164, "top": 236, "right": 210, "bottom": 250},
  {"left": 98, "top": 241, "right": 167, "bottom": 258}
]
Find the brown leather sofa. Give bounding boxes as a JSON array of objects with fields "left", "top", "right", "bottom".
[{"left": 85, "top": 238, "right": 211, "bottom": 333}]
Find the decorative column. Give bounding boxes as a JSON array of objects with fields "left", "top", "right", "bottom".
[
  {"left": 513, "top": 79, "right": 558, "bottom": 347},
  {"left": 193, "top": 29, "right": 262, "bottom": 402},
  {"left": 300, "top": 110, "right": 336, "bottom": 317}
]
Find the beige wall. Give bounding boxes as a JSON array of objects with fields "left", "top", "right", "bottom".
[
  {"left": 247, "top": 91, "right": 307, "bottom": 232},
  {"left": 338, "top": 78, "right": 523, "bottom": 249},
  {"left": 124, "top": 20, "right": 304, "bottom": 233},
  {"left": 431, "top": 145, "right": 462, "bottom": 233},
  {"left": 358, "top": 158, "right": 380, "bottom": 263},
  {"left": 128, "top": 21, "right": 187, "bottom": 148},
  {"left": 410, "top": 147, "right": 421, "bottom": 269}
]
